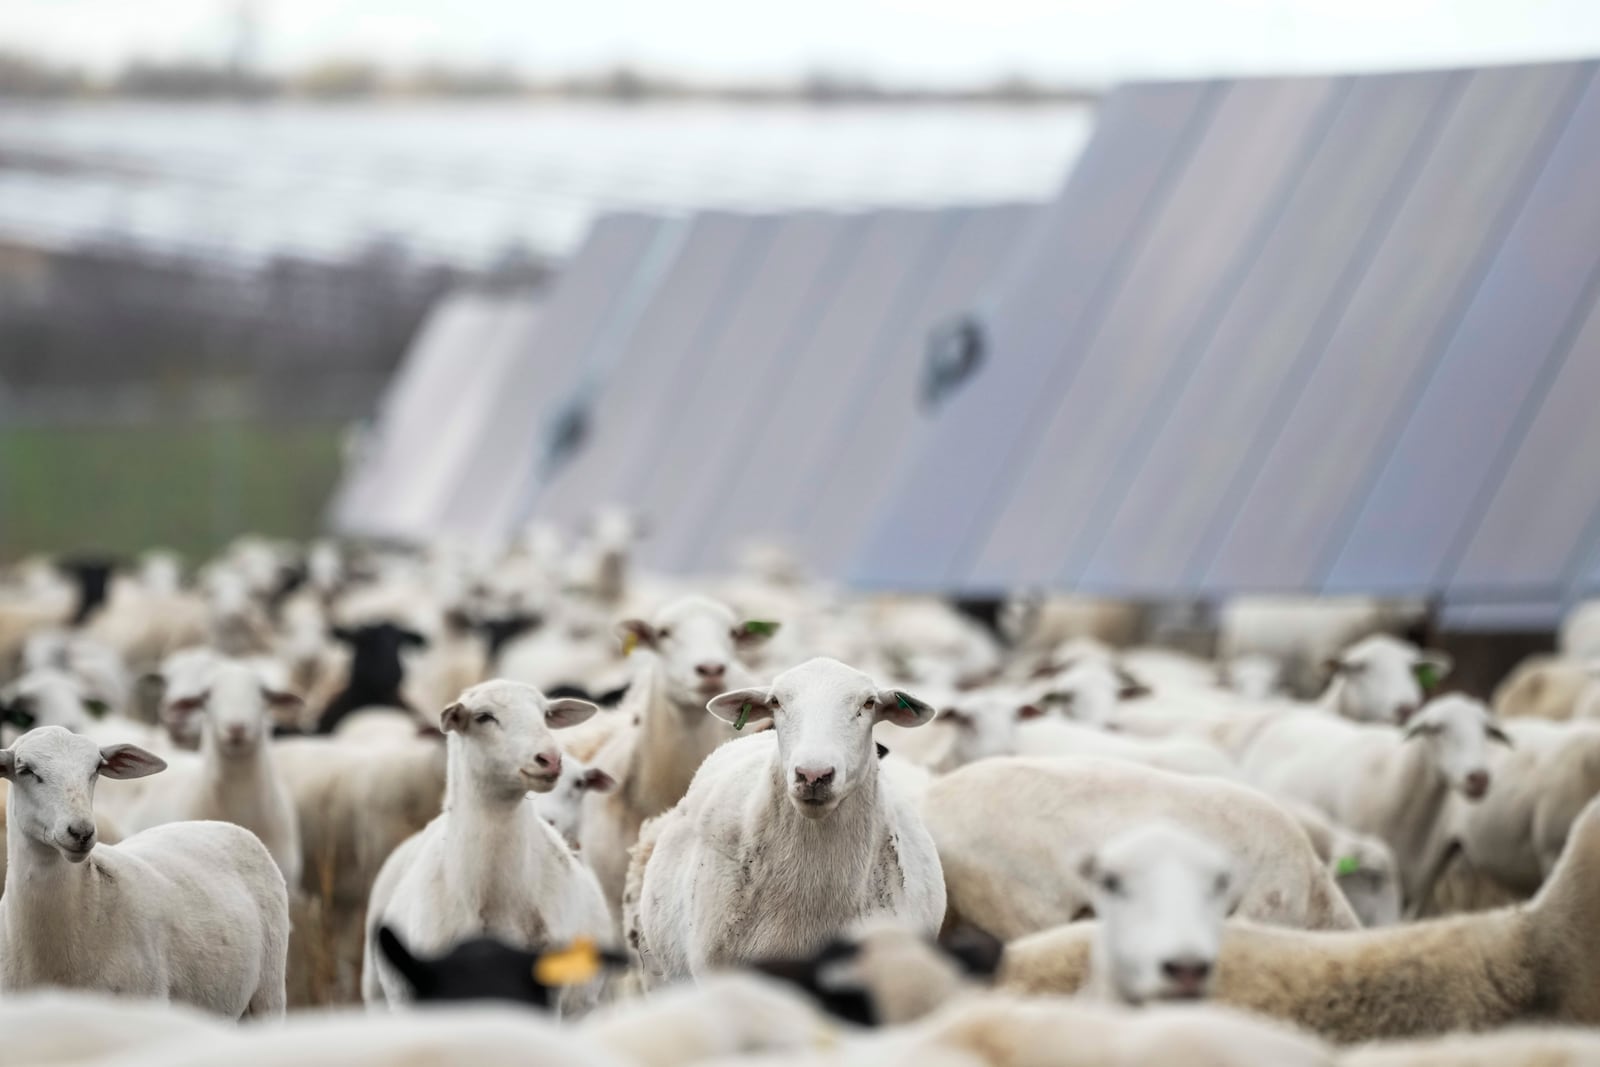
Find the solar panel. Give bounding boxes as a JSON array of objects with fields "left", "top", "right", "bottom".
[
  {"left": 1326, "top": 64, "right": 1600, "bottom": 595},
  {"left": 663, "top": 209, "right": 960, "bottom": 573},
  {"left": 960, "top": 75, "right": 1342, "bottom": 593},
  {"left": 439, "top": 213, "right": 668, "bottom": 540},
  {"left": 791, "top": 205, "right": 1038, "bottom": 576},
  {"left": 623, "top": 213, "right": 861, "bottom": 568},
  {"left": 532, "top": 212, "right": 774, "bottom": 526},
  {"left": 1198, "top": 70, "right": 1550, "bottom": 593},
  {"left": 1088, "top": 64, "right": 1587, "bottom": 601},
  {"left": 850, "top": 82, "right": 1219, "bottom": 590}
]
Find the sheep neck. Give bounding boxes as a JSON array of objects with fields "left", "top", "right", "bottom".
[
  {"left": 1, "top": 829, "right": 105, "bottom": 977},
  {"left": 1383, "top": 738, "right": 1452, "bottom": 900},
  {"left": 753, "top": 750, "right": 884, "bottom": 913},
  {"left": 441, "top": 747, "right": 550, "bottom": 905},
  {"left": 197, "top": 730, "right": 276, "bottom": 801},
  {"left": 627, "top": 659, "right": 726, "bottom": 816}
]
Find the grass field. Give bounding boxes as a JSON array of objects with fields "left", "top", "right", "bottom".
[{"left": 0, "top": 421, "right": 346, "bottom": 561}]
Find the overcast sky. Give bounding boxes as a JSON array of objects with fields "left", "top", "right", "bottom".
[{"left": 5, "top": 0, "right": 1600, "bottom": 84}]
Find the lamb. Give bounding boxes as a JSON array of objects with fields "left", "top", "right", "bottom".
[
  {"left": 923, "top": 756, "right": 1357, "bottom": 940},
  {"left": 120, "top": 658, "right": 303, "bottom": 884},
  {"left": 0, "top": 726, "right": 288, "bottom": 1018},
  {"left": 1078, "top": 821, "right": 1237, "bottom": 1005},
  {"left": 628, "top": 657, "right": 946, "bottom": 983},
  {"left": 999, "top": 794, "right": 1600, "bottom": 1044},
  {"left": 533, "top": 752, "right": 616, "bottom": 851},
  {"left": 1238, "top": 694, "right": 1508, "bottom": 913},
  {"left": 580, "top": 595, "right": 777, "bottom": 917},
  {"left": 362, "top": 680, "right": 612, "bottom": 1013}
]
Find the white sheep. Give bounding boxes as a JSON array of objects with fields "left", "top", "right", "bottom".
[
  {"left": 1317, "top": 635, "right": 1451, "bottom": 725},
  {"left": 1343, "top": 1027, "right": 1600, "bottom": 1066},
  {"left": 1278, "top": 799, "right": 1403, "bottom": 928},
  {"left": 923, "top": 756, "right": 1357, "bottom": 940},
  {"left": 1000, "top": 793, "right": 1600, "bottom": 1044},
  {"left": 1239, "top": 694, "right": 1508, "bottom": 913},
  {"left": 0, "top": 989, "right": 224, "bottom": 1066},
  {"left": 629, "top": 657, "right": 946, "bottom": 983},
  {"left": 874, "top": 684, "right": 1042, "bottom": 774},
  {"left": 1079, "top": 821, "right": 1237, "bottom": 1005},
  {"left": 580, "top": 595, "right": 776, "bottom": 918},
  {"left": 1216, "top": 596, "right": 1428, "bottom": 698},
  {"left": 1014, "top": 718, "right": 1238, "bottom": 779},
  {"left": 120, "top": 658, "right": 303, "bottom": 884},
  {"left": 0, "top": 726, "right": 288, "bottom": 1017},
  {"left": 534, "top": 752, "right": 616, "bottom": 851},
  {"left": 362, "top": 680, "right": 612, "bottom": 1013}
]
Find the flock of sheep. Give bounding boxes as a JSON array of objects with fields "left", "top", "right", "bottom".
[{"left": 4, "top": 518, "right": 1600, "bottom": 1067}]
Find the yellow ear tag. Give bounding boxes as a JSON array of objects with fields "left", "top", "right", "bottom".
[
  {"left": 622, "top": 632, "right": 638, "bottom": 656},
  {"left": 535, "top": 938, "right": 602, "bottom": 986}
]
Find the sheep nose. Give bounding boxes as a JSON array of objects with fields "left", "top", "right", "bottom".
[
  {"left": 794, "top": 766, "right": 835, "bottom": 787},
  {"left": 695, "top": 662, "right": 726, "bottom": 680},
  {"left": 1396, "top": 704, "right": 1419, "bottom": 724},
  {"left": 1161, "top": 958, "right": 1212, "bottom": 993},
  {"left": 226, "top": 725, "right": 249, "bottom": 742},
  {"left": 534, "top": 750, "right": 561, "bottom": 773},
  {"left": 1464, "top": 770, "right": 1490, "bottom": 798},
  {"left": 65, "top": 821, "right": 96, "bottom": 847}
]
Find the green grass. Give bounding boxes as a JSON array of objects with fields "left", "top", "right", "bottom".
[{"left": 0, "top": 422, "right": 346, "bottom": 561}]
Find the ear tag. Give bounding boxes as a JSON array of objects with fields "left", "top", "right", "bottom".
[
  {"left": 734, "top": 702, "right": 752, "bottom": 731},
  {"left": 84, "top": 699, "right": 110, "bottom": 720},
  {"left": 896, "top": 694, "right": 913, "bottom": 711},
  {"left": 1414, "top": 664, "right": 1439, "bottom": 691},
  {"left": 534, "top": 938, "right": 601, "bottom": 986},
  {"left": 1335, "top": 855, "right": 1361, "bottom": 878},
  {"left": 743, "top": 620, "right": 779, "bottom": 637},
  {"left": 622, "top": 632, "right": 638, "bottom": 656}
]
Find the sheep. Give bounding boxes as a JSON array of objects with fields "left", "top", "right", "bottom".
[
  {"left": 0, "top": 726, "right": 288, "bottom": 1017},
  {"left": 874, "top": 684, "right": 1043, "bottom": 774},
  {"left": 923, "top": 756, "right": 1357, "bottom": 940},
  {"left": 1220, "top": 653, "right": 1287, "bottom": 701},
  {"left": 0, "top": 989, "right": 226, "bottom": 1066},
  {"left": 1217, "top": 596, "right": 1429, "bottom": 699},
  {"left": 1078, "top": 821, "right": 1237, "bottom": 1005},
  {"left": 628, "top": 657, "right": 946, "bottom": 983},
  {"left": 1014, "top": 718, "right": 1238, "bottom": 779},
  {"left": 1279, "top": 799, "right": 1403, "bottom": 928},
  {"left": 1238, "top": 694, "right": 1509, "bottom": 913},
  {"left": 1442, "top": 718, "right": 1600, "bottom": 896},
  {"left": 580, "top": 595, "right": 777, "bottom": 918},
  {"left": 0, "top": 773, "right": 124, "bottom": 900},
  {"left": 314, "top": 621, "right": 427, "bottom": 733},
  {"left": 1315, "top": 635, "right": 1450, "bottom": 725},
  {"left": 999, "top": 793, "right": 1600, "bottom": 1044},
  {"left": 362, "top": 680, "right": 612, "bottom": 1013},
  {"left": 1493, "top": 655, "right": 1597, "bottom": 720},
  {"left": 1, "top": 667, "right": 117, "bottom": 741},
  {"left": 533, "top": 752, "right": 616, "bottom": 851},
  {"left": 374, "top": 924, "right": 630, "bottom": 1006},
  {"left": 119, "top": 658, "right": 303, "bottom": 884},
  {"left": 19, "top": 629, "right": 131, "bottom": 718}
]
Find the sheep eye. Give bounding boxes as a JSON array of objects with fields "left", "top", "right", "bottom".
[
  {"left": 657, "top": 627, "right": 672, "bottom": 640},
  {"left": 19, "top": 765, "right": 42, "bottom": 783},
  {"left": 474, "top": 712, "right": 498, "bottom": 726},
  {"left": 1101, "top": 874, "right": 1123, "bottom": 896},
  {"left": 862, "top": 697, "right": 877, "bottom": 711}
]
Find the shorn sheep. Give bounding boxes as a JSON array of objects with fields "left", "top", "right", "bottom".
[
  {"left": 923, "top": 756, "right": 1357, "bottom": 940},
  {"left": 628, "top": 657, "right": 945, "bottom": 983},
  {"left": 362, "top": 680, "right": 612, "bottom": 1013},
  {"left": 1000, "top": 793, "right": 1600, "bottom": 1044},
  {"left": 0, "top": 726, "right": 288, "bottom": 1018}
]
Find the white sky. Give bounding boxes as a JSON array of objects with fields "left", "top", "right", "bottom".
[{"left": 4, "top": 0, "right": 1600, "bottom": 84}]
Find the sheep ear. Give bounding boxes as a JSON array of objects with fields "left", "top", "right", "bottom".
[
  {"left": 938, "top": 921, "right": 1005, "bottom": 979},
  {"left": 875, "top": 689, "right": 935, "bottom": 729},
  {"left": 579, "top": 768, "right": 616, "bottom": 793},
  {"left": 399, "top": 628, "right": 428, "bottom": 649},
  {"left": 1402, "top": 720, "right": 1441, "bottom": 742},
  {"left": 376, "top": 926, "right": 433, "bottom": 996},
  {"left": 1017, "top": 703, "right": 1046, "bottom": 720},
  {"left": 1487, "top": 723, "right": 1514, "bottom": 748},
  {"left": 0, "top": 750, "right": 14, "bottom": 780},
  {"left": 616, "top": 619, "right": 658, "bottom": 655},
  {"left": 706, "top": 688, "right": 773, "bottom": 729},
  {"left": 168, "top": 691, "right": 209, "bottom": 718},
  {"left": 440, "top": 702, "right": 469, "bottom": 733},
  {"left": 545, "top": 698, "right": 598, "bottom": 730},
  {"left": 98, "top": 744, "right": 166, "bottom": 780},
  {"left": 262, "top": 688, "right": 304, "bottom": 711},
  {"left": 734, "top": 620, "right": 781, "bottom": 647}
]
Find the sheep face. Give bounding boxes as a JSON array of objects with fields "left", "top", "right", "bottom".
[
  {"left": 938, "top": 687, "right": 1042, "bottom": 766},
  {"left": 0, "top": 670, "right": 102, "bottom": 736},
  {"left": 708, "top": 657, "right": 934, "bottom": 820},
  {"left": 183, "top": 661, "right": 301, "bottom": 758},
  {"left": 439, "top": 680, "right": 597, "bottom": 801},
  {"left": 534, "top": 756, "right": 616, "bottom": 849},
  {"left": 0, "top": 726, "right": 165, "bottom": 862},
  {"left": 616, "top": 596, "right": 776, "bottom": 708},
  {"left": 1402, "top": 694, "right": 1510, "bottom": 800},
  {"left": 1081, "top": 821, "right": 1237, "bottom": 1005},
  {"left": 1328, "top": 635, "right": 1452, "bottom": 724},
  {"left": 1039, "top": 660, "right": 1143, "bottom": 728}
]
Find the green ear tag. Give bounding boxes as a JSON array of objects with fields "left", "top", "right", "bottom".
[
  {"left": 896, "top": 694, "right": 912, "bottom": 711},
  {"left": 743, "top": 620, "right": 779, "bottom": 637},
  {"left": 1414, "top": 664, "right": 1440, "bottom": 691},
  {"left": 734, "top": 702, "right": 751, "bottom": 731},
  {"left": 1336, "top": 855, "right": 1361, "bottom": 878}
]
